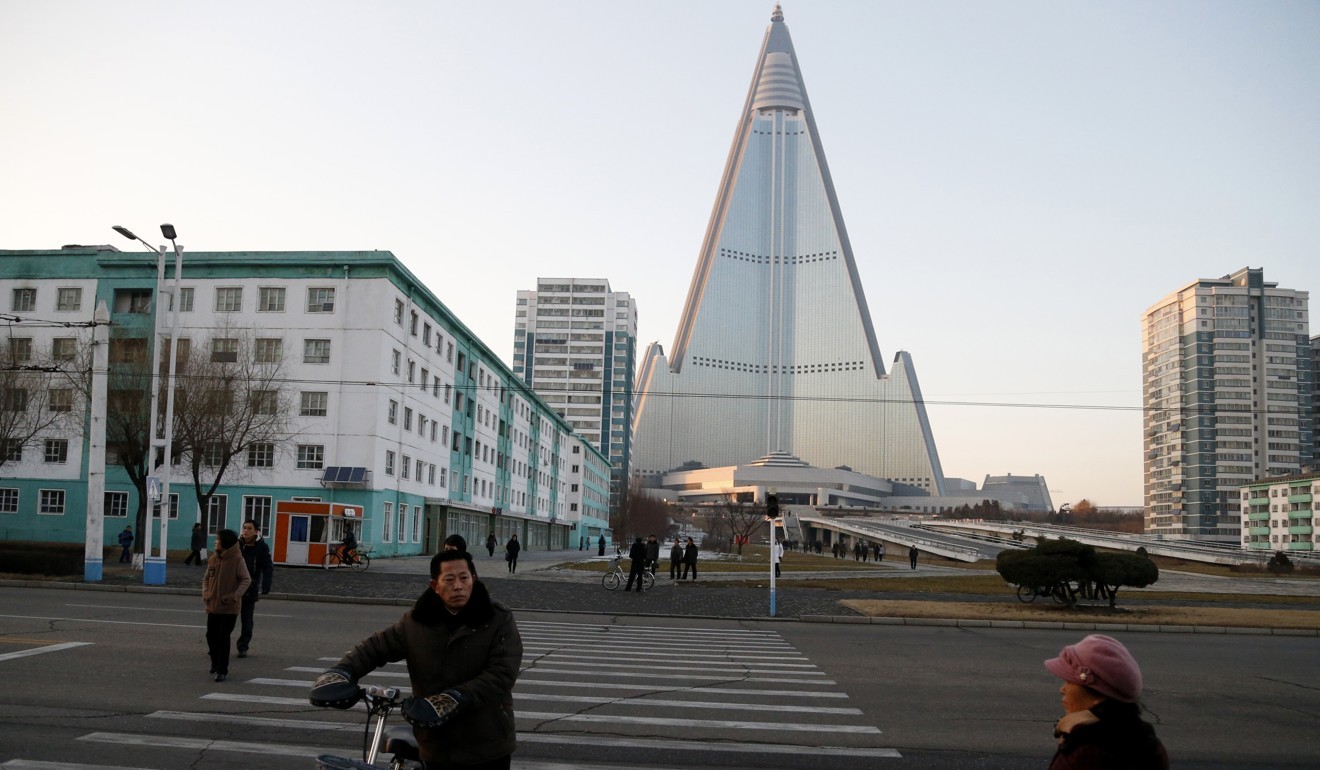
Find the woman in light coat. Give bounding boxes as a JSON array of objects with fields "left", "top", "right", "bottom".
[{"left": 202, "top": 528, "right": 251, "bottom": 682}]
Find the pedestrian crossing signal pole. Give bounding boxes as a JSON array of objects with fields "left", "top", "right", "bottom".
[{"left": 766, "top": 493, "right": 780, "bottom": 617}]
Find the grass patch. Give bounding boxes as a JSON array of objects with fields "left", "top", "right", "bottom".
[
  {"left": 552, "top": 546, "right": 893, "bottom": 574},
  {"left": 839, "top": 599, "right": 1320, "bottom": 630}
]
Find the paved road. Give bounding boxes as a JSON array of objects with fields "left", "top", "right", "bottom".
[{"left": 2, "top": 586, "right": 1317, "bottom": 769}]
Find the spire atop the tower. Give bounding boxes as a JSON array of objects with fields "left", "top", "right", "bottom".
[{"left": 771, "top": 4, "right": 784, "bottom": 23}]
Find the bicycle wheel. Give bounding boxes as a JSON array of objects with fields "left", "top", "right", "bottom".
[
  {"left": 352, "top": 554, "right": 371, "bottom": 572},
  {"left": 323, "top": 552, "right": 338, "bottom": 570},
  {"left": 1016, "top": 585, "right": 1037, "bottom": 603},
  {"left": 641, "top": 571, "right": 655, "bottom": 591},
  {"left": 602, "top": 572, "right": 620, "bottom": 590}
]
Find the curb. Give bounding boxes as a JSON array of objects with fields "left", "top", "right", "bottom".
[
  {"left": 4, "top": 578, "right": 1316, "bottom": 635},
  {"left": 796, "top": 614, "right": 1320, "bottom": 636}
]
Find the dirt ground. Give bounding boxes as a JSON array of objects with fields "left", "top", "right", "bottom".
[{"left": 839, "top": 599, "right": 1320, "bottom": 630}]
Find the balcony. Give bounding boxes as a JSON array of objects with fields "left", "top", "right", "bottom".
[
  {"left": 1248, "top": 526, "right": 1270, "bottom": 536},
  {"left": 1287, "top": 541, "right": 1315, "bottom": 551},
  {"left": 1289, "top": 494, "right": 1313, "bottom": 503},
  {"left": 1287, "top": 525, "right": 1313, "bottom": 536}
]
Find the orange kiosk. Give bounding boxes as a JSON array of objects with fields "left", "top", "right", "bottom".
[{"left": 272, "top": 500, "right": 364, "bottom": 567}]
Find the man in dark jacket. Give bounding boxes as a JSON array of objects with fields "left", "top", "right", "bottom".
[
  {"left": 644, "top": 535, "right": 660, "bottom": 577},
  {"left": 625, "top": 536, "right": 648, "bottom": 592},
  {"left": 236, "top": 519, "right": 273, "bottom": 658},
  {"left": 668, "top": 539, "right": 684, "bottom": 580},
  {"left": 312, "top": 550, "right": 523, "bottom": 768}
]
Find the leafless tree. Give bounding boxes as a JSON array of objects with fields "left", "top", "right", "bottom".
[
  {"left": 0, "top": 335, "right": 87, "bottom": 468},
  {"left": 614, "top": 478, "right": 675, "bottom": 541},
  {"left": 714, "top": 491, "right": 767, "bottom": 555},
  {"left": 172, "top": 328, "right": 294, "bottom": 528}
]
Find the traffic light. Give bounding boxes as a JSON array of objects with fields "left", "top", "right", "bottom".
[{"left": 765, "top": 494, "right": 780, "bottom": 519}]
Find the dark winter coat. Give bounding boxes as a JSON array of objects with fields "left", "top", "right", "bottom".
[
  {"left": 117, "top": 529, "right": 134, "bottom": 548},
  {"left": 190, "top": 527, "right": 207, "bottom": 551},
  {"left": 335, "top": 582, "right": 523, "bottom": 765},
  {"left": 202, "top": 545, "right": 251, "bottom": 615},
  {"left": 669, "top": 543, "right": 683, "bottom": 565},
  {"left": 683, "top": 543, "right": 698, "bottom": 566},
  {"left": 505, "top": 538, "right": 521, "bottom": 560},
  {"left": 239, "top": 535, "right": 273, "bottom": 600},
  {"left": 1049, "top": 700, "right": 1169, "bottom": 770},
  {"left": 645, "top": 539, "right": 660, "bottom": 565},
  {"left": 628, "top": 539, "right": 647, "bottom": 563}
]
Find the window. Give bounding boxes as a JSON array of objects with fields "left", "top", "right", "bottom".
[
  {"left": 201, "top": 442, "right": 225, "bottom": 466},
  {"left": 382, "top": 501, "right": 394, "bottom": 543},
  {"left": 162, "top": 337, "right": 190, "bottom": 365},
  {"left": 110, "top": 338, "right": 148, "bottom": 363},
  {"left": 388, "top": 400, "right": 398, "bottom": 424},
  {"left": 255, "top": 338, "right": 283, "bottom": 363},
  {"left": 428, "top": 464, "right": 436, "bottom": 485},
  {"left": 423, "top": 323, "right": 432, "bottom": 345},
  {"left": 446, "top": 341, "right": 454, "bottom": 363},
  {"left": 148, "top": 492, "right": 179, "bottom": 520},
  {"left": 401, "top": 454, "right": 411, "bottom": 479},
  {"left": 416, "top": 459, "right": 423, "bottom": 481},
  {"left": 385, "top": 450, "right": 395, "bottom": 476},
  {"left": 420, "top": 368, "right": 429, "bottom": 392},
  {"left": 113, "top": 288, "right": 153, "bottom": 314},
  {"left": 39, "top": 489, "right": 65, "bottom": 515},
  {"left": 2, "top": 439, "right": 21, "bottom": 462},
  {"left": 51, "top": 337, "right": 77, "bottom": 361},
  {"left": 297, "top": 444, "right": 324, "bottom": 469},
  {"left": 211, "top": 338, "right": 239, "bottom": 363},
  {"left": 408, "top": 360, "right": 415, "bottom": 384},
  {"left": 7, "top": 338, "right": 32, "bottom": 362},
  {"left": 0, "top": 488, "right": 17, "bottom": 513},
  {"left": 174, "top": 286, "right": 194, "bottom": 312},
  {"left": 105, "top": 491, "right": 129, "bottom": 518},
  {"left": 404, "top": 407, "right": 413, "bottom": 430},
  {"left": 398, "top": 507, "right": 407, "bottom": 542},
  {"left": 56, "top": 288, "right": 82, "bottom": 311},
  {"left": 247, "top": 442, "right": 275, "bottom": 467},
  {"left": 49, "top": 388, "right": 73, "bottom": 413},
  {"left": 44, "top": 439, "right": 68, "bottom": 464},
  {"left": 11, "top": 288, "right": 35, "bottom": 312},
  {"left": 257, "top": 287, "right": 285, "bottom": 312},
  {"left": 300, "top": 391, "right": 328, "bottom": 416},
  {"left": 392, "top": 350, "right": 401, "bottom": 375},
  {"left": 410, "top": 311, "right": 418, "bottom": 336},
  {"left": 251, "top": 390, "right": 278, "bottom": 415},
  {"left": 204, "top": 495, "right": 228, "bottom": 532},
  {"left": 215, "top": 287, "right": 243, "bottom": 312},
  {"left": 307, "top": 287, "right": 335, "bottom": 313},
  {"left": 413, "top": 504, "right": 423, "bottom": 542},
  {"left": 303, "top": 339, "right": 331, "bottom": 364},
  {"left": 244, "top": 496, "right": 273, "bottom": 536},
  {"left": 394, "top": 300, "right": 405, "bottom": 325}
]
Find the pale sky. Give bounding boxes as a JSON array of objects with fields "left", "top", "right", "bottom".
[{"left": 3, "top": 0, "right": 1318, "bottom": 506}]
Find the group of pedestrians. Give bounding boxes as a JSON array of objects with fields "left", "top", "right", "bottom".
[{"left": 482, "top": 532, "right": 523, "bottom": 574}]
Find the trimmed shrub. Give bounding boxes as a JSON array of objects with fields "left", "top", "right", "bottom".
[{"left": 0, "top": 541, "right": 87, "bottom": 576}]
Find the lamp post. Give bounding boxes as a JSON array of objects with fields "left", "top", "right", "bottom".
[{"left": 112, "top": 224, "right": 184, "bottom": 586}]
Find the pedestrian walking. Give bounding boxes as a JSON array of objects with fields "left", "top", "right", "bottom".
[
  {"left": 236, "top": 519, "right": 273, "bottom": 659},
  {"left": 871, "top": 542, "right": 881, "bottom": 562},
  {"left": 908, "top": 545, "right": 919, "bottom": 570},
  {"left": 117, "top": 526, "right": 134, "bottom": 563},
  {"left": 505, "top": 533, "right": 521, "bottom": 574},
  {"left": 668, "top": 539, "right": 684, "bottom": 579},
  {"left": 681, "top": 537, "right": 699, "bottom": 581},
  {"left": 772, "top": 539, "right": 784, "bottom": 578},
  {"left": 625, "top": 537, "right": 648, "bottom": 591},
  {"left": 202, "top": 528, "right": 251, "bottom": 682},
  {"left": 645, "top": 535, "right": 660, "bottom": 577},
  {"left": 876, "top": 542, "right": 885, "bottom": 562},
  {"left": 579, "top": 536, "right": 585, "bottom": 551},
  {"left": 485, "top": 532, "right": 497, "bottom": 558},
  {"left": 597, "top": 535, "right": 606, "bottom": 556},
  {"left": 184, "top": 522, "right": 206, "bottom": 565},
  {"left": 1044, "top": 634, "right": 1168, "bottom": 769}
]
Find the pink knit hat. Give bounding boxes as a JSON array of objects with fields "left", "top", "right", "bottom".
[{"left": 1044, "top": 634, "right": 1143, "bottom": 703}]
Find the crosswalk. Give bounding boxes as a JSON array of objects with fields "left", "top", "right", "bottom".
[{"left": 17, "top": 619, "right": 900, "bottom": 768}]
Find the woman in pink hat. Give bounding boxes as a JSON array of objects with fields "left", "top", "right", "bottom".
[{"left": 1044, "top": 634, "right": 1168, "bottom": 769}]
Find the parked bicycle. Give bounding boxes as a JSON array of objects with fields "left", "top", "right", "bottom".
[
  {"left": 601, "top": 556, "right": 654, "bottom": 591},
  {"left": 313, "top": 683, "right": 420, "bottom": 769},
  {"left": 1015, "top": 582, "right": 1068, "bottom": 604},
  {"left": 323, "top": 545, "right": 372, "bottom": 571}
]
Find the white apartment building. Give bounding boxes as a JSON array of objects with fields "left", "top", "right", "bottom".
[
  {"left": 1142, "top": 267, "right": 1313, "bottom": 542},
  {"left": 513, "top": 278, "right": 637, "bottom": 514}
]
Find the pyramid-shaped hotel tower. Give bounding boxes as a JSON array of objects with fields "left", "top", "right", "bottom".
[{"left": 631, "top": 5, "right": 947, "bottom": 495}]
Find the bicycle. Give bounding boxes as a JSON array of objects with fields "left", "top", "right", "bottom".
[
  {"left": 314, "top": 684, "right": 420, "bottom": 769},
  {"left": 601, "top": 556, "right": 654, "bottom": 591},
  {"left": 323, "top": 545, "right": 372, "bottom": 571}
]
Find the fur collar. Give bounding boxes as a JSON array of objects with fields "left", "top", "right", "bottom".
[{"left": 411, "top": 579, "right": 496, "bottom": 628}]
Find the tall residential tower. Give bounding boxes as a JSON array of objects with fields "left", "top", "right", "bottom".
[
  {"left": 513, "top": 278, "right": 638, "bottom": 512},
  {"left": 1142, "top": 267, "right": 1313, "bottom": 541},
  {"left": 630, "top": 6, "right": 946, "bottom": 492}
]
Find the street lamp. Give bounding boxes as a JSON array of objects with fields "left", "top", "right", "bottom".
[{"left": 112, "top": 224, "right": 184, "bottom": 586}]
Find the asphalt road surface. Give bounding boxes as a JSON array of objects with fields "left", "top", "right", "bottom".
[{"left": 1, "top": 585, "right": 1316, "bottom": 769}]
